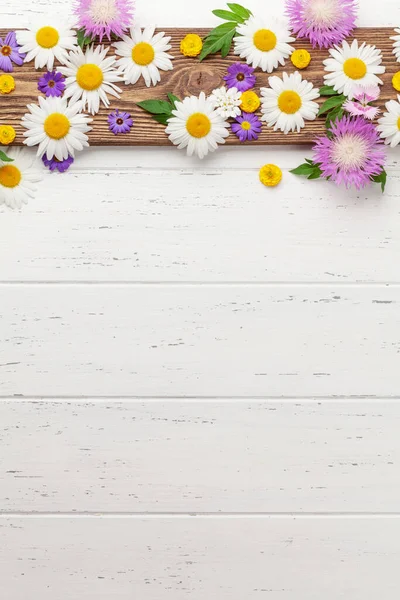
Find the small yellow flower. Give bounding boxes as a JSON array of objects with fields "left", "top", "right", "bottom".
[
  {"left": 0, "top": 74, "right": 15, "bottom": 94},
  {"left": 0, "top": 125, "right": 16, "bottom": 145},
  {"left": 259, "top": 164, "right": 282, "bottom": 187},
  {"left": 240, "top": 90, "right": 260, "bottom": 113},
  {"left": 291, "top": 49, "right": 311, "bottom": 69},
  {"left": 392, "top": 71, "right": 400, "bottom": 92},
  {"left": 180, "top": 34, "right": 203, "bottom": 57}
]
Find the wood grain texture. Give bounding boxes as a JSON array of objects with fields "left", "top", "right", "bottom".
[
  {"left": 1, "top": 168, "right": 400, "bottom": 282},
  {"left": 0, "top": 27, "right": 398, "bottom": 146},
  {"left": 1, "top": 400, "right": 399, "bottom": 513},
  {"left": 1, "top": 284, "right": 400, "bottom": 398},
  {"left": 1, "top": 516, "right": 400, "bottom": 599}
]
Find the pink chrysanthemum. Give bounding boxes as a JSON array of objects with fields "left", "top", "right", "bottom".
[
  {"left": 313, "top": 115, "right": 386, "bottom": 189},
  {"left": 343, "top": 85, "right": 380, "bottom": 120},
  {"left": 285, "top": 0, "right": 357, "bottom": 49},
  {"left": 75, "top": 0, "right": 134, "bottom": 41}
]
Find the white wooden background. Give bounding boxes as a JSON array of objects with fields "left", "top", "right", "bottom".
[{"left": 1, "top": 0, "right": 400, "bottom": 597}]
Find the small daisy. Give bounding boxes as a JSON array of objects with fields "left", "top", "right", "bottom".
[
  {"left": 224, "top": 63, "right": 256, "bottom": 92},
  {"left": 75, "top": 0, "right": 134, "bottom": 42},
  {"left": 22, "top": 96, "right": 92, "bottom": 161},
  {"left": 343, "top": 84, "right": 380, "bottom": 120},
  {"left": 285, "top": 0, "right": 357, "bottom": 49},
  {"left": 38, "top": 71, "right": 66, "bottom": 98},
  {"left": 0, "top": 32, "right": 25, "bottom": 73},
  {"left": 377, "top": 96, "right": 400, "bottom": 147},
  {"left": 114, "top": 26, "right": 174, "bottom": 88},
  {"left": 165, "top": 91, "right": 230, "bottom": 159},
  {"left": 59, "top": 45, "right": 122, "bottom": 115},
  {"left": 323, "top": 39, "right": 385, "bottom": 100},
  {"left": 16, "top": 20, "right": 78, "bottom": 71},
  {"left": 108, "top": 109, "right": 133, "bottom": 134},
  {"left": 234, "top": 15, "right": 295, "bottom": 73},
  {"left": 209, "top": 86, "right": 242, "bottom": 119},
  {"left": 0, "top": 148, "right": 42, "bottom": 210},
  {"left": 392, "top": 28, "right": 400, "bottom": 63},
  {"left": 231, "top": 112, "right": 262, "bottom": 142},
  {"left": 260, "top": 71, "right": 319, "bottom": 134},
  {"left": 314, "top": 115, "right": 386, "bottom": 189}
]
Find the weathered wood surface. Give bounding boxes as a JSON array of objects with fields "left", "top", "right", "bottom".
[{"left": 0, "top": 27, "right": 398, "bottom": 147}]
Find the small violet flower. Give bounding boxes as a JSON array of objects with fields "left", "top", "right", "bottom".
[
  {"left": 38, "top": 71, "right": 66, "bottom": 98},
  {"left": 0, "top": 31, "right": 25, "bottom": 73},
  {"left": 108, "top": 109, "right": 133, "bottom": 134},
  {"left": 231, "top": 112, "right": 262, "bottom": 142},
  {"left": 42, "top": 155, "right": 74, "bottom": 173},
  {"left": 224, "top": 62, "right": 256, "bottom": 93}
]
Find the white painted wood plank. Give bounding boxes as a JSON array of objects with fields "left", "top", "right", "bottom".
[
  {"left": 1, "top": 285, "right": 399, "bottom": 397},
  {"left": 3, "top": 0, "right": 400, "bottom": 27},
  {"left": 1, "top": 400, "right": 399, "bottom": 513},
  {"left": 1, "top": 170, "right": 400, "bottom": 282},
  {"left": 1, "top": 516, "right": 399, "bottom": 599}
]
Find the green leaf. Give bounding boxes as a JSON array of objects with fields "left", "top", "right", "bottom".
[
  {"left": 76, "top": 27, "right": 94, "bottom": 48},
  {"left": 319, "top": 85, "right": 339, "bottom": 96},
  {"left": 137, "top": 99, "right": 173, "bottom": 115},
  {"left": 199, "top": 28, "right": 236, "bottom": 61},
  {"left": 212, "top": 8, "right": 243, "bottom": 22},
  {"left": 220, "top": 30, "right": 235, "bottom": 57},
  {"left": 290, "top": 162, "right": 316, "bottom": 176},
  {"left": 167, "top": 93, "right": 180, "bottom": 109},
  {"left": 0, "top": 150, "right": 13, "bottom": 162},
  {"left": 372, "top": 169, "right": 387, "bottom": 192},
  {"left": 307, "top": 167, "right": 322, "bottom": 180},
  {"left": 152, "top": 114, "right": 171, "bottom": 126},
  {"left": 227, "top": 3, "right": 252, "bottom": 19},
  {"left": 326, "top": 105, "right": 344, "bottom": 129},
  {"left": 207, "top": 22, "right": 238, "bottom": 37},
  {"left": 318, "top": 94, "right": 346, "bottom": 116}
]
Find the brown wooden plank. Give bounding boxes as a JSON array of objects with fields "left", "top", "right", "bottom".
[{"left": 0, "top": 27, "right": 398, "bottom": 146}]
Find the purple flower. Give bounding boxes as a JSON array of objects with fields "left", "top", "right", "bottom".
[
  {"left": 224, "top": 63, "right": 256, "bottom": 93},
  {"left": 42, "top": 155, "right": 74, "bottom": 173},
  {"left": 285, "top": 0, "right": 357, "bottom": 49},
  {"left": 231, "top": 112, "right": 262, "bottom": 142},
  {"left": 0, "top": 31, "right": 25, "bottom": 73},
  {"left": 313, "top": 115, "right": 386, "bottom": 190},
  {"left": 38, "top": 71, "right": 65, "bottom": 98},
  {"left": 343, "top": 84, "right": 380, "bottom": 120},
  {"left": 75, "top": 0, "right": 134, "bottom": 41},
  {"left": 108, "top": 109, "right": 133, "bottom": 134}
]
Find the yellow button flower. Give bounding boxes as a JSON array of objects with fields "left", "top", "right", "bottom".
[
  {"left": 0, "top": 74, "right": 15, "bottom": 94},
  {"left": 180, "top": 34, "right": 203, "bottom": 57},
  {"left": 240, "top": 90, "right": 260, "bottom": 113},
  {"left": 0, "top": 125, "right": 16, "bottom": 145},
  {"left": 392, "top": 71, "right": 400, "bottom": 92},
  {"left": 259, "top": 164, "right": 282, "bottom": 187},
  {"left": 291, "top": 49, "right": 311, "bottom": 69}
]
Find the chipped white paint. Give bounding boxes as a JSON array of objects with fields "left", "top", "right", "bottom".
[{"left": 1, "top": 400, "right": 400, "bottom": 513}]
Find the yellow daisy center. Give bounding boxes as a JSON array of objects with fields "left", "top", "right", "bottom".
[
  {"left": 186, "top": 113, "right": 211, "bottom": 138},
  {"left": 343, "top": 58, "right": 367, "bottom": 80},
  {"left": 132, "top": 42, "right": 155, "bottom": 66},
  {"left": 397, "top": 117, "right": 400, "bottom": 131},
  {"left": 36, "top": 26, "right": 60, "bottom": 49},
  {"left": 76, "top": 64, "right": 104, "bottom": 91},
  {"left": 253, "top": 29, "right": 277, "bottom": 52},
  {"left": 44, "top": 113, "right": 71, "bottom": 140},
  {"left": 0, "top": 165, "right": 21, "bottom": 188},
  {"left": 278, "top": 90, "right": 302, "bottom": 114},
  {"left": 1, "top": 45, "right": 11, "bottom": 56},
  {"left": 241, "top": 121, "right": 251, "bottom": 130}
]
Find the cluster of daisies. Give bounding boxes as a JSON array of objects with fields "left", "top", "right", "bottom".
[{"left": 2, "top": 0, "right": 400, "bottom": 208}]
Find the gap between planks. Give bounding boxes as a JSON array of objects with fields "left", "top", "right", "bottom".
[
  {"left": 0, "top": 281, "right": 398, "bottom": 286},
  {"left": 2, "top": 513, "right": 400, "bottom": 519},
  {"left": 2, "top": 395, "right": 400, "bottom": 401}
]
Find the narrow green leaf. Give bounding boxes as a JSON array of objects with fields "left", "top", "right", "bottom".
[
  {"left": 167, "top": 93, "right": 180, "bottom": 109},
  {"left": 372, "top": 169, "right": 387, "bottom": 192},
  {"left": 319, "top": 85, "right": 339, "bottom": 96},
  {"left": 152, "top": 114, "right": 170, "bottom": 126},
  {"left": 307, "top": 168, "right": 322, "bottom": 180},
  {"left": 207, "top": 22, "right": 238, "bottom": 37},
  {"left": 290, "top": 162, "right": 316, "bottom": 176},
  {"left": 76, "top": 27, "right": 93, "bottom": 48},
  {"left": 137, "top": 99, "right": 173, "bottom": 115},
  {"left": 325, "top": 105, "right": 344, "bottom": 129},
  {"left": 227, "top": 3, "right": 252, "bottom": 19},
  {"left": 199, "top": 29, "right": 236, "bottom": 61},
  {"left": 318, "top": 95, "right": 346, "bottom": 116},
  {"left": 0, "top": 150, "right": 13, "bottom": 162},
  {"left": 220, "top": 30, "right": 235, "bottom": 57},
  {"left": 212, "top": 8, "right": 243, "bottom": 22}
]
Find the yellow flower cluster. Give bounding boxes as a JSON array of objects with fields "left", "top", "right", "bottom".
[
  {"left": 0, "top": 74, "right": 15, "bottom": 94},
  {"left": 0, "top": 125, "right": 16, "bottom": 145},
  {"left": 180, "top": 34, "right": 203, "bottom": 57},
  {"left": 392, "top": 71, "right": 400, "bottom": 92},
  {"left": 259, "top": 164, "right": 282, "bottom": 187},
  {"left": 240, "top": 90, "right": 260, "bottom": 113},
  {"left": 291, "top": 49, "right": 311, "bottom": 69}
]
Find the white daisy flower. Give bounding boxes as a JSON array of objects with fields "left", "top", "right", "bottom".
[
  {"left": 22, "top": 96, "right": 92, "bottom": 161},
  {"left": 260, "top": 71, "right": 320, "bottom": 134},
  {"left": 377, "top": 96, "right": 400, "bottom": 147},
  {"left": 16, "top": 19, "right": 78, "bottom": 70},
  {"left": 234, "top": 16, "right": 295, "bottom": 73},
  {"left": 0, "top": 148, "right": 42, "bottom": 210},
  {"left": 392, "top": 28, "right": 400, "bottom": 62},
  {"left": 165, "top": 92, "right": 230, "bottom": 160},
  {"left": 209, "top": 86, "right": 242, "bottom": 119},
  {"left": 59, "top": 45, "right": 123, "bottom": 115},
  {"left": 323, "top": 39, "right": 385, "bottom": 99},
  {"left": 114, "top": 25, "right": 174, "bottom": 87}
]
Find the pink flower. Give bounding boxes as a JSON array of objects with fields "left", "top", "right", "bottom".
[
  {"left": 343, "top": 85, "right": 380, "bottom": 121},
  {"left": 75, "top": 0, "right": 134, "bottom": 41}
]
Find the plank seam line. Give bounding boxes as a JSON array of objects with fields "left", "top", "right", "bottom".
[
  {"left": 2, "top": 513, "right": 400, "bottom": 519},
  {"left": 3, "top": 395, "right": 400, "bottom": 401},
  {"left": 0, "top": 281, "right": 398, "bottom": 287}
]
